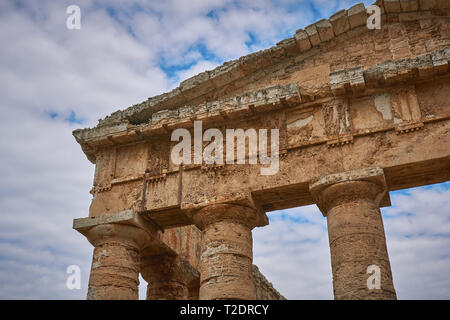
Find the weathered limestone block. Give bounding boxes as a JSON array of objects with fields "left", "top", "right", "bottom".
[
  {"left": 208, "top": 60, "right": 245, "bottom": 87},
  {"left": 414, "top": 77, "right": 450, "bottom": 118},
  {"left": 127, "top": 88, "right": 184, "bottom": 126},
  {"left": 92, "top": 147, "right": 116, "bottom": 187},
  {"left": 389, "top": 23, "right": 412, "bottom": 60},
  {"left": 146, "top": 138, "right": 170, "bottom": 175},
  {"left": 180, "top": 71, "right": 211, "bottom": 92},
  {"left": 157, "top": 225, "right": 202, "bottom": 271},
  {"left": 115, "top": 143, "right": 148, "bottom": 179},
  {"left": 399, "top": 0, "right": 419, "bottom": 12},
  {"left": 390, "top": 85, "right": 422, "bottom": 125},
  {"left": 316, "top": 19, "right": 335, "bottom": 42},
  {"left": 310, "top": 167, "right": 397, "bottom": 300},
  {"left": 437, "top": 0, "right": 450, "bottom": 9},
  {"left": 194, "top": 102, "right": 210, "bottom": 120},
  {"left": 178, "top": 105, "right": 195, "bottom": 119},
  {"left": 286, "top": 105, "right": 328, "bottom": 148},
  {"left": 372, "top": 61, "right": 399, "bottom": 84},
  {"left": 384, "top": 0, "right": 401, "bottom": 13},
  {"left": 276, "top": 37, "right": 298, "bottom": 57},
  {"left": 330, "top": 67, "right": 366, "bottom": 95},
  {"left": 172, "top": 83, "right": 301, "bottom": 126},
  {"left": 294, "top": 29, "right": 312, "bottom": 52},
  {"left": 348, "top": 3, "right": 368, "bottom": 29},
  {"left": 360, "top": 47, "right": 449, "bottom": 86},
  {"left": 322, "top": 97, "right": 353, "bottom": 142},
  {"left": 329, "top": 10, "right": 350, "bottom": 36},
  {"left": 151, "top": 109, "right": 179, "bottom": 126},
  {"left": 399, "top": 10, "right": 432, "bottom": 22},
  {"left": 141, "top": 253, "right": 198, "bottom": 300},
  {"left": 349, "top": 93, "right": 394, "bottom": 131},
  {"left": 192, "top": 203, "right": 262, "bottom": 300},
  {"left": 305, "top": 23, "right": 321, "bottom": 46},
  {"left": 432, "top": 46, "right": 450, "bottom": 73},
  {"left": 419, "top": 0, "right": 436, "bottom": 10},
  {"left": 73, "top": 210, "right": 158, "bottom": 236}
]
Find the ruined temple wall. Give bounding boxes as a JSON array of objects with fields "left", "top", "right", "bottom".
[
  {"left": 73, "top": 2, "right": 450, "bottom": 301},
  {"left": 77, "top": 2, "right": 449, "bottom": 276},
  {"left": 159, "top": 225, "right": 202, "bottom": 270},
  {"left": 253, "top": 265, "right": 286, "bottom": 300}
]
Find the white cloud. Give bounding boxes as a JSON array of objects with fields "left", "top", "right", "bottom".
[{"left": 253, "top": 206, "right": 333, "bottom": 300}]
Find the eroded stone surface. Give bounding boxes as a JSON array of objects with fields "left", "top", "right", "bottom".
[
  {"left": 192, "top": 204, "right": 259, "bottom": 300},
  {"left": 253, "top": 265, "right": 286, "bottom": 300}
]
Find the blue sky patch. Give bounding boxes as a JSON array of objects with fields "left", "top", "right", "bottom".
[{"left": 46, "top": 111, "right": 84, "bottom": 125}]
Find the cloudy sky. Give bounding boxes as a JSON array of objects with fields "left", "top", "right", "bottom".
[{"left": 0, "top": 0, "right": 449, "bottom": 300}]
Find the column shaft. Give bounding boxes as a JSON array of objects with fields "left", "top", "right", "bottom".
[
  {"left": 85, "top": 224, "right": 150, "bottom": 300},
  {"left": 325, "top": 182, "right": 396, "bottom": 299},
  {"left": 141, "top": 254, "right": 190, "bottom": 300},
  {"left": 193, "top": 204, "right": 258, "bottom": 300},
  {"left": 310, "top": 168, "right": 397, "bottom": 300}
]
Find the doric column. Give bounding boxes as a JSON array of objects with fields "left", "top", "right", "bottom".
[
  {"left": 310, "top": 167, "right": 397, "bottom": 300},
  {"left": 84, "top": 223, "right": 152, "bottom": 300},
  {"left": 192, "top": 203, "right": 262, "bottom": 300},
  {"left": 141, "top": 253, "right": 198, "bottom": 300}
]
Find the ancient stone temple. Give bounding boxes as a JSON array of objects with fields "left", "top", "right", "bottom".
[{"left": 73, "top": 0, "right": 450, "bottom": 300}]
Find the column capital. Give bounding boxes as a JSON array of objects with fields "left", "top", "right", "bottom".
[
  {"left": 309, "top": 167, "right": 391, "bottom": 216},
  {"left": 87, "top": 223, "right": 153, "bottom": 250},
  {"left": 73, "top": 210, "right": 157, "bottom": 250},
  {"left": 183, "top": 190, "right": 268, "bottom": 230},
  {"left": 192, "top": 203, "right": 262, "bottom": 230}
]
